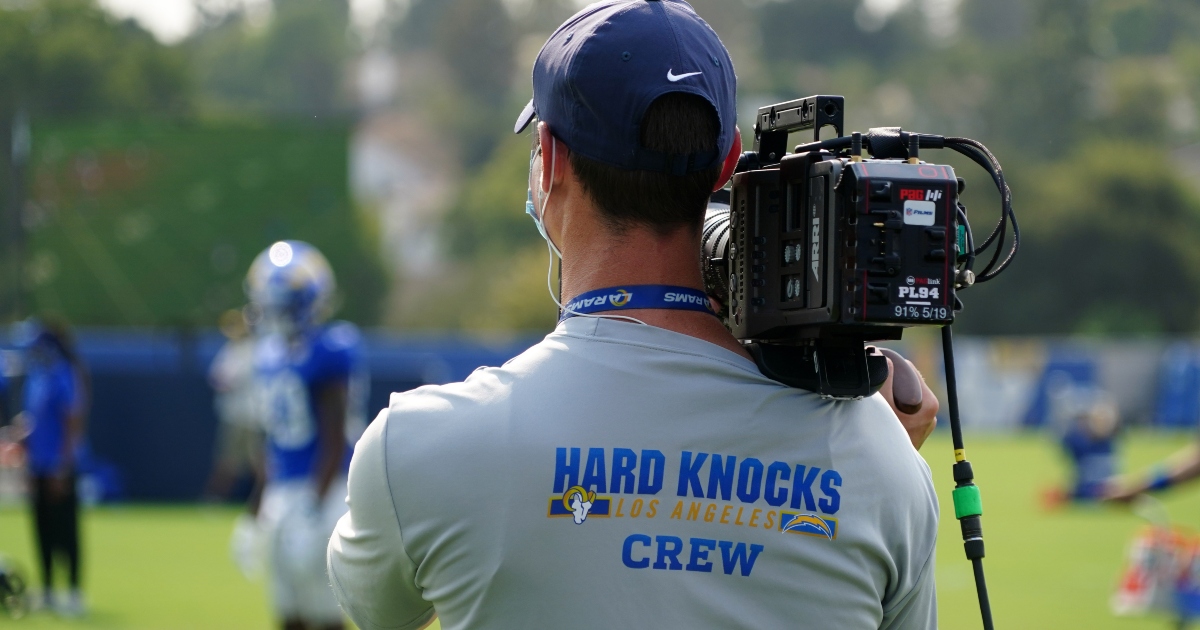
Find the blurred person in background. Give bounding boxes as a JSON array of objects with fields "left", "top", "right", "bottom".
[
  {"left": 1061, "top": 393, "right": 1121, "bottom": 502},
  {"left": 0, "top": 355, "right": 9, "bottom": 427},
  {"left": 0, "top": 350, "right": 22, "bottom": 511},
  {"left": 245, "top": 241, "right": 367, "bottom": 630},
  {"left": 1043, "top": 390, "right": 1121, "bottom": 507},
  {"left": 14, "top": 318, "right": 89, "bottom": 617},
  {"left": 204, "top": 308, "right": 264, "bottom": 502}
]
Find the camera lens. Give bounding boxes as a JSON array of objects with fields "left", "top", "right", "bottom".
[{"left": 702, "top": 202, "right": 733, "bottom": 316}]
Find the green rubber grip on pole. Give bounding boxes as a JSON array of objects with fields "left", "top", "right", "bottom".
[{"left": 953, "top": 484, "right": 983, "bottom": 519}]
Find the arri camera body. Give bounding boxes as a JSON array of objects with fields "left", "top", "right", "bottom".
[
  {"left": 703, "top": 95, "right": 1015, "bottom": 399},
  {"left": 703, "top": 96, "right": 1017, "bottom": 629}
]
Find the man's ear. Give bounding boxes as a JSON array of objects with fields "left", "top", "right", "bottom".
[
  {"left": 537, "top": 122, "right": 567, "bottom": 193},
  {"left": 713, "top": 127, "right": 743, "bottom": 193}
]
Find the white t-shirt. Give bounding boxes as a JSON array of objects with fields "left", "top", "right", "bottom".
[
  {"left": 209, "top": 337, "right": 259, "bottom": 428},
  {"left": 328, "top": 317, "right": 939, "bottom": 629}
]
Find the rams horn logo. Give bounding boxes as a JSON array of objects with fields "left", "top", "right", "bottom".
[
  {"left": 781, "top": 513, "right": 837, "bottom": 540},
  {"left": 562, "top": 485, "right": 596, "bottom": 525},
  {"left": 610, "top": 290, "right": 632, "bottom": 308}
]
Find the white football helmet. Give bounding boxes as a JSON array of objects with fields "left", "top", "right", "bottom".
[{"left": 245, "top": 241, "right": 336, "bottom": 335}]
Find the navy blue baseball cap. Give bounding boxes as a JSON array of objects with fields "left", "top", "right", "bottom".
[{"left": 514, "top": 0, "right": 736, "bottom": 176}]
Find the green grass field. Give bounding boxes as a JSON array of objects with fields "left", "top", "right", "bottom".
[{"left": 3, "top": 431, "right": 1200, "bottom": 629}]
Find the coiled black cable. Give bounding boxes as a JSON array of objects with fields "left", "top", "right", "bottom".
[
  {"left": 944, "top": 137, "right": 1018, "bottom": 282},
  {"left": 794, "top": 132, "right": 1018, "bottom": 286}
]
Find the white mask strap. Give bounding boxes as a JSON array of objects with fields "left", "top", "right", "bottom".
[
  {"left": 539, "top": 139, "right": 562, "bottom": 257},
  {"left": 537, "top": 139, "right": 645, "bottom": 326}
]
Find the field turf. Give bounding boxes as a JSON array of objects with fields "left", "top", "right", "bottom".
[{"left": 3, "top": 431, "right": 1200, "bottom": 629}]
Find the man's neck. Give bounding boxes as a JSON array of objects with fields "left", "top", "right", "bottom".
[{"left": 557, "top": 216, "right": 753, "bottom": 362}]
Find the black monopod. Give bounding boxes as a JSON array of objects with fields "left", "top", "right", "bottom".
[{"left": 942, "top": 325, "right": 994, "bottom": 629}]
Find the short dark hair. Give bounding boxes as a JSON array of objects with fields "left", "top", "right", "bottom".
[{"left": 570, "top": 93, "right": 722, "bottom": 233}]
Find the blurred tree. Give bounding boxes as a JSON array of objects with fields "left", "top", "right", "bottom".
[
  {"left": 0, "top": 0, "right": 192, "bottom": 321},
  {"left": 461, "top": 244, "right": 559, "bottom": 333},
  {"left": 431, "top": 0, "right": 514, "bottom": 107},
  {"left": 187, "top": 0, "right": 351, "bottom": 117},
  {"left": 22, "top": 120, "right": 387, "bottom": 326},
  {"left": 966, "top": 0, "right": 1093, "bottom": 160},
  {"left": 443, "top": 133, "right": 539, "bottom": 261},
  {"left": 1105, "top": 0, "right": 1200, "bottom": 57},
  {"left": 261, "top": 0, "right": 350, "bottom": 116},
  {"left": 756, "top": 0, "right": 927, "bottom": 74},
  {"left": 184, "top": 6, "right": 265, "bottom": 114},
  {"left": 960, "top": 0, "right": 1029, "bottom": 44},
  {"left": 957, "top": 141, "right": 1200, "bottom": 335},
  {"left": 390, "top": 0, "right": 516, "bottom": 165},
  {"left": 0, "top": 0, "right": 191, "bottom": 117}
]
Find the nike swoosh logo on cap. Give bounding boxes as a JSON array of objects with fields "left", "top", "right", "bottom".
[{"left": 666, "top": 69, "right": 703, "bottom": 82}]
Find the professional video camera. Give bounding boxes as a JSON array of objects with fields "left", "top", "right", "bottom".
[
  {"left": 702, "top": 95, "right": 1017, "bottom": 399},
  {"left": 702, "top": 95, "right": 1017, "bottom": 629}
]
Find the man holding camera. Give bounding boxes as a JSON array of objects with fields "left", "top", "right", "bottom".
[{"left": 328, "top": 1, "right": 940, "bottom": 628}]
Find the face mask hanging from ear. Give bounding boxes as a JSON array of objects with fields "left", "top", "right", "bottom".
[
  {"left": 524, "top": 133, "right": 644, "bottom": 326},
  {"left": 526, "top": 138, "right": 562, "bottom": 257}
]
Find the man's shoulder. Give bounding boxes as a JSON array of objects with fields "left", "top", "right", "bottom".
[
  {"left": 390, "top": 331, "right": 570, "bottom": 404},
  {"left": 835, "top": 393, "right": 930, "bottom": 463},
  {"left": 823, "top": 394, "right": 938, "bottom": 518},
  {"left": 382, "top": 340, "right": 554, "bottom": 443}
]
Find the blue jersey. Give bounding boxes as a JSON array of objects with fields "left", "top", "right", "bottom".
[
  {"left": 23, "top": 357, "right": 78, "bottom": 476},
  {"left": 1062, "top": 426, "right": 1116, "bottom": 500},
  {"left": 257, "top": 321, "right": 367, "bottom": 482}
]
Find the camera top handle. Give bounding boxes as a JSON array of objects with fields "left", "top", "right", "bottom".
[{"left": 753, "top": 95, "right": 845, "bottom": 165}]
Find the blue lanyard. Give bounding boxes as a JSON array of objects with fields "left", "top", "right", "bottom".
[{"left": 559, "top": 285, "right": 716, "bottom": 321}]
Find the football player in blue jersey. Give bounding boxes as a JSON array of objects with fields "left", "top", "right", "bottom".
[
  {"left": 244, "top": 241, "right": 367, "bottom": 630},
  {"left": 15, "top": 318, "right": 89, "bottom": 617}
]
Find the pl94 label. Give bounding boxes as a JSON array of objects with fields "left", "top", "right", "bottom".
[{"left": 897, "top": 286, "right": 940, "bottom": 301}]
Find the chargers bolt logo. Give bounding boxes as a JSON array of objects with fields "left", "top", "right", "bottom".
[{"left": 780, "top": 512, "right": 838, "bottom": 540}]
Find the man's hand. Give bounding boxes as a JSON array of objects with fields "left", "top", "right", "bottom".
[{"left": 876, "top": 348, "right": 939, "bottom": 450}]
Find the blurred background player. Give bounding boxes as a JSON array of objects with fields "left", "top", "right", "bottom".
[
  {"left": 1060, "top": 392, "right": 1121, "bottom": 502},
  {"left": 1042, "top": 388, "right": 1122, "bottom": 507},
  {"left": 0, "top": 351, "right": 9, "bottom": 429},
  {"left": 245, "top": 241, "right": 367, "bottom": 630},
  {"left": 204, "top": 308, "right": 264, "bottom": 502},
  {"left": 14, "top": 318, "right": 89, "bottom": 617}
]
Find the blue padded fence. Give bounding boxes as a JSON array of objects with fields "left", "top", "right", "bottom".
[{"left": 17, "top": 328, "right": 540, "bottom": 501}]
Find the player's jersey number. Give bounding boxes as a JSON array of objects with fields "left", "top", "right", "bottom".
[{"left": 260, "top": 372, "right": 315, "bottom": 449}]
